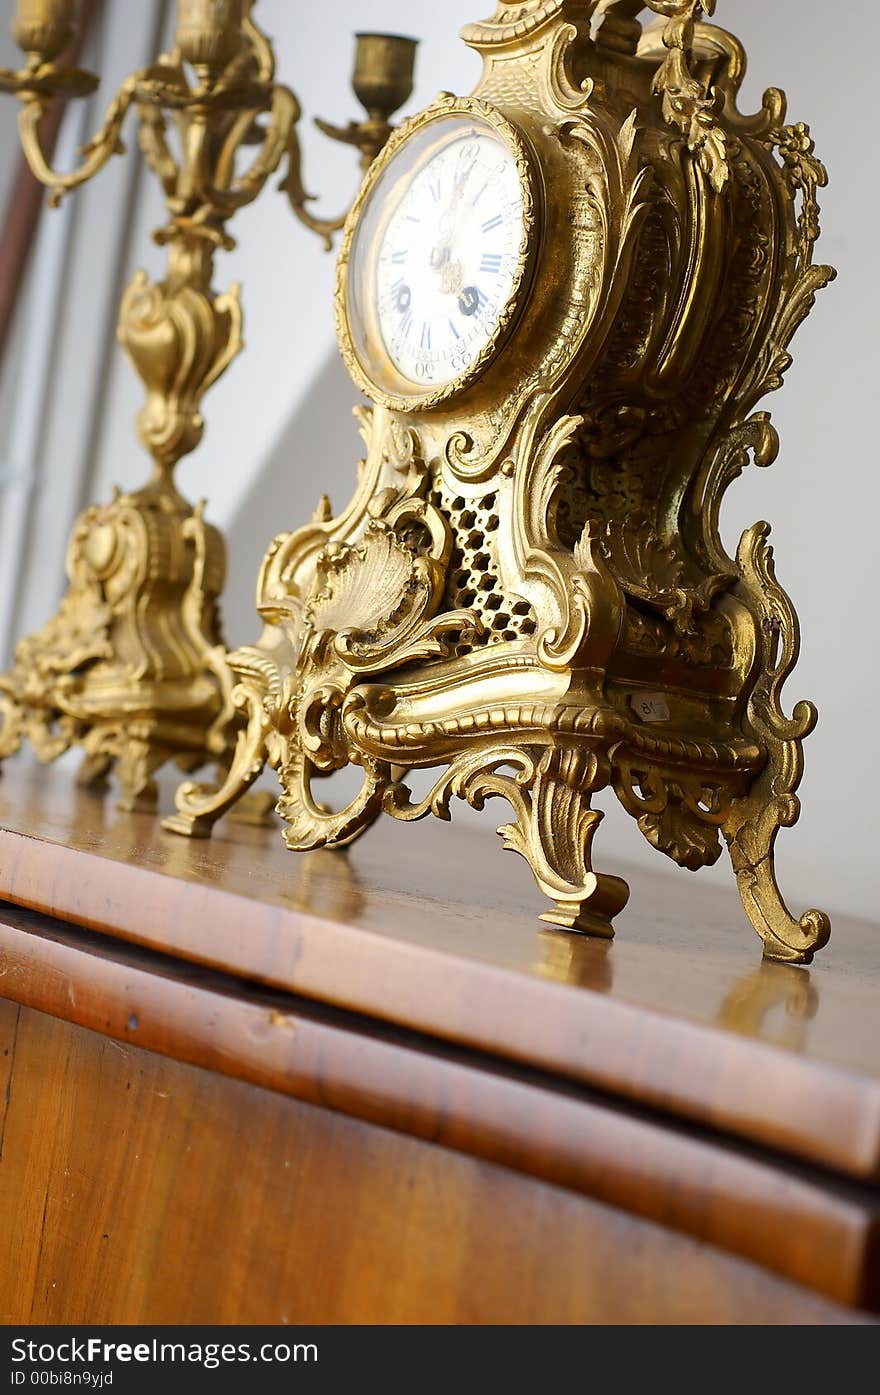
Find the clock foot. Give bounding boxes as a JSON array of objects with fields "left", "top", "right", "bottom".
[
  {"left": 720, "top": 524, "right": 832, "bottom": 964},
  {"left": 724, "top": 796, "right": 831, "bottom": 965},
  {"left": 163, "top": 653, "right": 271, "bottom": 839},
  {"left": 116, "top": 738, "right": 165, "bottom": 814},
  {"left": 76, "top": 751, "right": 114, "bottom": 793},
  {"left": 498, "top": 747, "right": 630, "bottom": 943},
  {"left": 228, "top": 790, "right": 277, "bottom": 828},
  {"left": 537, "top": 876, "right": 629, "bottom": 941},
  {"left": 385, "top": 744, "right": 630, "bottom": 942}
]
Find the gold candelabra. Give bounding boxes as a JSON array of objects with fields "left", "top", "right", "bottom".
[{"left": 0, "top": 0, "right": 416, "bottom": 809}]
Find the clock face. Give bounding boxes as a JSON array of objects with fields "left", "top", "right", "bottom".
[{"left": 342, "top": 110, "right": 533, "bottom": 405}]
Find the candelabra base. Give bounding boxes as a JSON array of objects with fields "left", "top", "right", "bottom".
[{"left": 0, "top": 480, "right": 233, "bottom": 811}]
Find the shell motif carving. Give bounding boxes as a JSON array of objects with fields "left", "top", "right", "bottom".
[{"left": 306, "top": 524, "right": 423, "bottom": 650}]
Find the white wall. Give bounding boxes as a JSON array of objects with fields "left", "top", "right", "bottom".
[{"left": 1, "top": 1, "right": 877, "bottom": 925}]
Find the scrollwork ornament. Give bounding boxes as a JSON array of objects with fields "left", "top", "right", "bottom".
[
  {"left": 166, "top": 1, "right": 835, "bottom": 965},
  {"left": 645, "top": 1, "right": 729, "bottom": 193},
  {"left": 386, "top": 744, "right": 630, "bottom": 935},
  {"left": 613, "top": 759, "right": 730, "bottom": 870},
  {"left": 769, "top": 121, "right": 828, "bottom": 273},
  {"left": 721, "top": 524, "right": 831, "bottom": 963},
  {"left": 277, "top": 745, "right": 391, "bottom": 853}
]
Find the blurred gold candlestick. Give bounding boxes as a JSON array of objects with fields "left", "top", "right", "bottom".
[{"left": 0, "top": 0, "right": 417, "bottom": 809}]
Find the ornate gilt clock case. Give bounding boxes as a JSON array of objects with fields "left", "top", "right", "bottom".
[{"left": 168, "top": 1, "right": 835, "bottom": 964}]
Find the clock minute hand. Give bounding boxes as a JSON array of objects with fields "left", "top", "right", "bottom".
[
  {"left": 430, "top": 152, "right": 479, "bottom": 269},
  {"left": 452, "top": 150, "right": 477, "bottom": 206}
]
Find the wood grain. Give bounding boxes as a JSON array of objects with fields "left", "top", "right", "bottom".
[
  {"left": 1, "top": 761, "right": 878, "bottom": 1185},
  {"left": 0, "top": 999, "right": 870, "bottom": 1325},
  {"left": 2, "top": 901, "right": 879, "bottom": 1309}
]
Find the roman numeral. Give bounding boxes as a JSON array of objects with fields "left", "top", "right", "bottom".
[
  {"left": 391, "top": 250, "right": 407, "bottom": 264},
  {"left": 481, "top": 214, "right": 503, "bottom": 233},
  {"left": 480, "top": 252, "right": 502, "bottom": 274},
  {"left": 420, "top": 322, "right": 432, "bottom": 351},
  {"left": 473, "top": 182, "right": 488, "bottom": 206},
  {"left": 430, "top": 178, "right": 442, "bottom": 202},
  {"left": 400, "top": 311, "right": 413, "bottom": 337},
  {"left": 448, "top": 318, "right": 460, "bottom": 339}
]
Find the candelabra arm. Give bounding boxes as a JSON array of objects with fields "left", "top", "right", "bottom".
[
  {"left": 242, "top": 0, "right": 275, "bottom": 82},
  {"left": 0, "top": 57, "right": 97, "bottom": 101},
  {"left": 280, "top": 120, "right": 351, "bottom": 252},
  {"left": 14, "top": 58, "right": 190, "bottom": 207},
  {"left": 314, "top": 114, "right": 392, "bottom": 169},
  {"left": 194, "top": 84, "right": 301, "bottom": 219},
  {"left": 279, "top": 29, "right": 417, "bottom": 249},
  {"left": 16, "top": 75, "right": 135, "bottom": 204},
  {"left": 213, "top": 108, "right": 255, "bottom": 189},
  {"left": 137, "top": 102, "right": 181, "bottom": 200}
]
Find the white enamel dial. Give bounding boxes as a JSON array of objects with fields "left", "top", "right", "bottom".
[
  {"left": 344, "top": 112, "right": 530, "bottom": 400},
  {"left": 375, "top": 128, "right": 523, "bottom": 388}
]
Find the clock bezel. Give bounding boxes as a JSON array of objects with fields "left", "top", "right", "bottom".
[{"left": 335, "top": 97, "right": 539, "bottom": 413}]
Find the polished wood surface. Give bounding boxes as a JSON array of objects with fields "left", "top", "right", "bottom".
[
  {"left": 0, "top": 999, "right": 868, "bottom": 1325},
  {"left": 2, "top": 897, "right": 878, "bottom": 1309},
  {"left": 1, "top": 760, "right": 878, "bottom": 1188}
]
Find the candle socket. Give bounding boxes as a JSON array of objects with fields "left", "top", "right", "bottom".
[
  {"left": 353, "top": 33, "right": 417, "bottom": 123},
  {"left": 308, "top": 31, "right": 419, "bottom": 197},
  {"left": 176, "top": 0, "right": 243, "bottom": 74},
  {"left": 12, "top": 0, "right": 77, "bottom": 62}
]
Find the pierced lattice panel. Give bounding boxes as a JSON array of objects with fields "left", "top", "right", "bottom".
[{"left": 430, "top": 474, "right": 537, "bottom": 648}]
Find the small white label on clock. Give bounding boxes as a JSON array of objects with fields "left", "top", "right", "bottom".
[{"left": 630, "top": 693, "right": 671, "bottom": 724}]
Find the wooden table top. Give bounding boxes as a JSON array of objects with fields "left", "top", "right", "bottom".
[{"left": 1, "top": 758, "right": 878, "bottom": 1186}]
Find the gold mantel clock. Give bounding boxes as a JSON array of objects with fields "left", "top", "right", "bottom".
[{"left": 167, "top": 1, "right": 835, "bottom": 965}]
